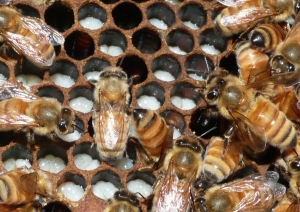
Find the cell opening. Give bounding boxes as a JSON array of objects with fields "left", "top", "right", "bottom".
[
  {"left": 98, "top": 30, "right": 127, "bottom": 56},
  {"left": 49, "top": 60, "right": 78, "bottom": 88},
  {"left": 151, "top": 55, "right": 181, "bottom": 81},
  {"left": 78, "top": 3, "right": 107, "bottom": 30},
  {"left": 132, "top": 28, "right": 161, "bottom": 54},
  {"left": 136, "top": 83, "right": 165, "bottom": 110},
  {"left": 35, "top": 86, "right": 64, "bottom": 104},
  {"left": 126, "top": 171, "right": 156, "bottom": 197},
  {"left": 68, "top": 87, "right": 94, "bottom": 113},
  {"left": 185, "top": 54, "right": 214, "bottom": 81},
  {"left": 2, "top": 145, "right": 33, "bottom": 171},
  {"left": 73, "top": 142, "right": 101, "bottom": 170},
  {"left": 179, "top": 3, "right": 206, "bottom": 29},
  {"left": 166, "top": 29, "right": 194, "bottom": 55},
  {"left": 147, "top": 3, "right": 175, "bottom": 29},
  {"left": 199, "top": 28, "right": 227, "bottom": 55},
  {"left": 83, "top": 58, "right": 111, "bottom": 81}
]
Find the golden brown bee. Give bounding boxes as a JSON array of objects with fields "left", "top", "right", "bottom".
[
  {"left": 92, "top": 66, "right": 130, "bottom": 165},
  {"left": 215, "top": 0, "right": 294, "bottom": 37},
  {"left": 30, "top": 0, "right": 56, "bottom": 6},
  {"left": 204, "top": 68, "right": 298, "bottom": 152},
  {"left": 0, "top": 6, "right": 64, "bottom": 68},
  {"left": 103, "top": 189, "right": 141, "bottom": 212},
  {"left": 131, "top": 108, "right": 173, "bottom": 166},
  {"left": 272, "top": 191, "right": 300, "bottom": 212},
  {"left": 0, "top": 168, "right": 53, "bottom": 205},
  {"left": 0, "top": 202, "right": 41, "bottom": 212},
  {"left": 205, "top": 171, "right": 286, "bottom": 212},
  {"left": 0, "top": 80, "right": 75, "bottom": 141},
  {"left": 202, "top": 136, "right": 243, "bottom": 183}
]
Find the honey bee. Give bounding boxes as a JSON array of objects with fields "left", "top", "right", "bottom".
[
  {"left": 0, "top": 6, "right": 64, "bottom": 68},
  {"left": 204, "top": 68, "right": 298, "bottom": 152},
  {"left": 92, "top": 66, "right": 130, "bottom": 165},
  {"left": 103, "top": 189, "right": 140, "bottom": 212},
  {"left": 0, "top": 202, "right": 41, "bottom": 212},
  {"left": 205, "top": 171, "right": 286, "bottom": 212},
  {"left": 0, "top": 168, "right": 53, "bottom": 205},
  {"left": 0, "top": 80, "right": 75, "bottom": 141},
  {"left": 272, "top": 191, "right": 300, "bottom": 212},
  {"left": 215, "top": 0, "right": 294, "bottom": 37},
  {"left": 131, "top": 108, "right": 173, "bottom": 166}
]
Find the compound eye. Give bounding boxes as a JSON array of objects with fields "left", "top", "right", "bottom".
[
  {"left": 287, "top": 62, "right": 295, "bottom": 72},
  {"left": 58, "top": 119, "right": 68, "bottom": 133},
  {"left": 250, "top": 31, "right": 265, "bottom": 48},
  {"left": 290, "top": 159, "right": 300, "bottom": 171},
  {"left": 206, "top": 88, "right": 219, "bottom": 101}
]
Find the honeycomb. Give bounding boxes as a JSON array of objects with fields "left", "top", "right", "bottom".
[{"left": 0, "top": 0, "right": 235, "bottom": 211}]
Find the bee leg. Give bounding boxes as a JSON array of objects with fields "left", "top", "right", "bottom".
[
  {"left": 26, "top": 129, "right": 36, "bottom": 144},
  {"left": 222, "top": 124, "right": 236, "bottom": 157}
]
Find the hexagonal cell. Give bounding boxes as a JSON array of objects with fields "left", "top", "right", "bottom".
[
  {"left": 49, "top": 60, "right": 78, "bottom": 88},
  {"left": 65, "top": 31, "right": 95, "bottom": 60},
  {"left": 82, "top": 58, "right": 111, "bottom": 81},
  {"left": 136, "top": 83, "right": 165, "bottom": 110},
  {"left": 91, "top": 170, "right": 124, "bottom": 200},
  {"left": 78, "top": 3, "right": 107, "bottom": 30},
  {"left": 57, "top": 117, "right": 84, "bottom": 142},
  {"left": 15, "top": 4, "right": 40, "bottom": 18},
  {"left": 185, "top": 54, "right": 214, "bottom": 81},
  {"left": 199, "top": 28, "right": 227, "bottom": 55},
  {"left": 0, "top": 61, "right": 9, "bottom": 80},
  {"left": 170, "top": 82, "right": 200, "bottom": 110},
  {"left": 167, "top": 29, "right": 194, "bottom": 55},
  {"left": 132, "top": 28, "right": 161, "bottom": 54},
  {"left": 118, "top": 56, "right": 148, "bottom": 85},
  {"left": 112, "top": 2, "right": 142, "bottom": 30},
  {"left": 37, "top": 144, "right": 68, "bottom": 173},
  {"left": 151, "top": 55, "right": 180, "bottom": 82},
  {"left": 98, "top": 30, "right": 127, "bottom": 56},
  {"left": 35, "top": 86, "right": 64, "bottom": 104},
  {"left": 44, "top": 2, "right": 74, "bottom": 32},
  {"left": 179, "top": 3, "right": 206, "bottom": 30},
  {"left": 113, "top": 142, "right": 136, "bottom": 170},
  {"left": 68, "top": 87, "right": 93, "bottom": 113},
  {"left": 57, "top": 173, "right": 87, "bottom": 202},
  {"left": 73, "top": 142, "right": 101, "bottom": 170},
  {"left": 15, "top": 59, "right": 44, "bottom": 86},
  {"left": 160, "top": 110, "right": 185, "bottom": 139},
  {"left": 2, "top": 145, "right": 33, "bottom": 171},
  {"left": 147, "top": 3, "right": 175, "bottom": 30},
  {"left": 126, "top": 171, "right": 155, "bottom": 197},
  {"left": 42, "top": 202, "right": 72, "bottom": 212}
]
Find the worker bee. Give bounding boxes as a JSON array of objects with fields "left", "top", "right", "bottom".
[
  {"left": 92, "top": 66, "right": 130, "bottom": 165},
  {"left": 205, "top": 171, "right": 286, "bottom": 212},
  {"left": 0, "top": 80, "right": 75, "bottom": 141},
  {"left": 272, "top": 191, "right": 300, "bottom": 212},
  {"left": 215, "top": 0, "right": 294, "bottom": 37},
  {"left": 103, "top": 189, "right": 141, "bottom": 212},
  {"left": 0, "top": 6, "right": 64, "bottom": 68},
  {"left": 130, "top": 108, "right": 173, "bottom": 167},
  {"left": 204, "top": 68, "right": 298, "bottom": 152},
  {"left": 0, "top": 168, "right": 53, "bottom": 205},
  {"left": 0, "top": 202, "right": 41, "bottom": 212}
]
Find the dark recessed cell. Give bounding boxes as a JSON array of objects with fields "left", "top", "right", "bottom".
[
  {"left": 160, "top": 110, "right": 185, "bottom": 133},
  {"left": 211, "top": 9, "right": 222, "bottom": 21},
  {"left": 0, "top": 61, "right": 9, "bottom": 79},
  {"left": 15, "top": 59, "right": 46, "bottom": 78},
  {"left": 244, "top": 146, "right": 280, "bottom": 165},
  {"left": 146, "top": 3, "right": 175, "bottom": 28},
  {"left": 88, "top": 117, "right": 94, "bottom": 137},
  {"left": 91, "top": 170, "right": 124, "bottom": 189},
  {"left": 54, "top": 45, "right": 61, "bottom": 57},
  {"left": 101, "top": 0, "right": 119, "bottom": 4},
  {"left": 37, "top": 144, "right": 68, "bottom": 165},
  {"left": 199, "top": 28, "right": 227, "bottom": 53},
  {"left": 42, "top": 202, "right": 72, "bottom": 212},
  {"left": 112, "top": 2, "right": 142, "bottom": 30},
  {"left": 68, "top": 87, "right": 94, "bottom": 101},
  {"left": 2, "top": 145, "right": 33, "bottom": 165},
  {"left": 151, "top": 55, "right": 181, "bottom": 80},
  {"left": 57, "top": 172, "right": 87, "bottom": 190},
  {"left": 126, "top": 171, "right": 156, "bottom": 186},
  {"left": 98, "top": 30, "right": 127, "bottom": 55},
  {"left": 36, "top": 86, "right": 64, "bottom": 104},
  {"left": 179, "top": 3, "right": 206, "bottom": 29},
  {"left": 78, "top": 3, "right": 107, "bottom": 29},
  {"left": 166, "top": 29, "right": 194, "bottom": 54},
  {"left": 220, "top": 52, "right": 239, "bottom": 76},
  {"left": 75, "top": 117, "right": 85, "bottom": 134},
  {"left": 82, "top": 58, "right": 111, "bottom": 74},
  {"left": 118, "top": 56, "right": 147, "bottom": 85},
  {"left": 0, "top": 132, "right": 13, "bottom": 147},
  {"left": 15, "top": 4, "right": 40, "bottom": 18},
  {"left": 185, "top": 54, "right": 214, "bottom": 81},
  {"left": 65, "top": 31, "right": 95, "bottom": 60},
  {"left": 49, "top": 60, "right": 79, "bottom": 82},
  {"left": 136, "top": 83, "right": 165, "bottom": 106},
  {"left": 44, "top": 3, "right": 74, "bottom": 32},
  {"left": 132, "top": 28, "right": 161, "bottom": 53},
  {"left": 170, "top": 82, "right": 200, "bottom": 109}
]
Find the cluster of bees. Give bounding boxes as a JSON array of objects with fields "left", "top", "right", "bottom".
[{"left": 1, "top": 0, "right": 300, "bottom": 211}]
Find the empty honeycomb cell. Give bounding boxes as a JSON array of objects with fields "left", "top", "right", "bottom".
[
  {"left": 146, "top": 3, "right": 175, "bottom": 30},
  {"left": 179, "top": 3, "right": 207, "bottom": 30},
  {"left": 82, "top": 58, "right": 110, "bottom": 81},
  {"left": 44, "top": 2, "right": 74, "bottom": 32},
  {"left": 65, "top": 31, "right": 95, "bottom": 60},
  {"left": 49, "top": 60, "right": 78, "bottom": 88},
  {"left": 112, "top": 2, "right": 142, "bottom": 30},
  {"left": 171, "top": 82, "right": 200, "bottom": 110},
  {"left": 78, "top": 3, "right": 107, "bottom": 30},
  {"left": 160, "top": 110, "right": 185, "bottom": 139},
  {"left": 68, "top": 86, "right": 93, "bottom": 113},
  {"left": 73, "top": 142, "right": 101, "bottom": 170},
  {"left": 57, "top": 117, "right": 84, "bottom": 142},
  {"left": 98, "top": 30, "right": 127, "bottom": 56},
  {"left": 2, "top": 144, "right": 33, "bottom": 171},
  {"left": 15, "top": 4, "right": 40, "bottom": 18},
  {"left": 113, "top": 143, "right": 136, "bottom": 170},
  {"left": 91, "top": 170, "right": 124, "bottom": 200},
  {"left": 132, "top": 28, "right": 162, "bottom": 54},
  {"left": 57, "top": 173, "right": 87, "bottom": 202},
  {"left": 37, "top": 144, "right": 68, "bottom": 173},
  {"left": 151, "top": 55, "right": 181, "bottom": 81},
  {"left": 199, "top": 28, "right": 228, "bottom": 55},
  {"left": 166, "top": 29, "right": 194, "bottom": 55},
  {"left": 136, "top": 83, "right": 165, "bottom": 110},
  {"left": 42, "top": 201, "right": 72, "bottom": 212},
  {"left": 0, "top": 61, "right": 9, "bottom": 79},
  {"left": 185, "top": 54, "right": 214, "bottom": 81},
  {"left": 126, "top": 171, "right": 156, "bottom": 197},
  {"left": 36, "top": 86, "right": 64, "bottom": 103}
]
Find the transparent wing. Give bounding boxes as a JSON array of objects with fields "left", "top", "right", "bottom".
[
  {"left": 0, "top": 113, "right": 39, "bottom": 127},
  {"left": 20, "top": 172, "right": 37, "bottom": 194},
  {"left": 217, "top": 0, "right": 249, "bottom": 7}
]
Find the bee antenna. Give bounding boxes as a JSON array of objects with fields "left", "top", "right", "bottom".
[
  {"left": 199, "top": 125, "right": 217, "bottom": 138},
  {"left": 117, "top": 56, "right": 125, "bottom": 67},
  {"left": 135, "top": 192, "right": 147, "bottom": 203},
  {"left": 75, "top": 124, "right": 84, "bottom": 133}
]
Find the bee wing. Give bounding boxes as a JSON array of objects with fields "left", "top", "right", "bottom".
[
  {"left": 20, "top": 172, "right": 38, "bottom": 194},
  {"left": 0, "top": 0, "right": 10, "bottom": 5},
  {"left": 0, "top": 80, "right": 38, "bottom": 102},
  {"left": 0, "top": 113, "right": 39, "bottom": 127},
  {"left": 21, "top": 16, "right": 64, "bottom": 46},
  {"left": 217, "top": 0, "right": 249, "bottom": 7}
]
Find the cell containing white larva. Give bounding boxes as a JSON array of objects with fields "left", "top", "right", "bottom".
[
  {"left": 3, "top": 158, "right": 31, "bottom": 171},
  {"left": 114, "top": 157, "right": 134, "bottom": 170},
  {"left": 58, "top": 182, "right": 85, "bottom": 201},
  {"left": 149, "top": 19, "right": 168, "bottom": 30},
  {"left": 127, "top": 179, "right": 152, "bottom": 197},
  {"left": 50, "top": 73, "right": 75, "bottom": 88},
  {"left": 184, "top": 21, "right": 199, "bottom": 29},
  {"left": 171, "top": 96, "right": 197, "bottom": 110},
  {"left": 16, "top": 74, "right": 42, "bottom": 86},
  {"left": 57, "top": 130, "right": 82, "bottom": 142},
  {"left": 147, "top": 3, "right": 174, "bottom": 30},
  {"left": 167, "top": 29, "right": 194, "bottom": 55},
  {"left": 38, "top": 154, "right": 66, "bottom": 173},
  {"left": 92, "top": 181, "right": 119, "bottom": 200},
  {"left": 200, "top": 44, "right": 221, "bottom": 55},
  {"left": 154, "top": 70, "right": 175, "bottom": 81},
  {"left": 168, "top": 46, "right": 187, "bottom": 55},
  {"left": 100, "top": 45, "right": 124, "bottom": 56},
  {"left": 0, "top": 73, "right": 6, "bottom": 80},
  {"left": 79, "top": 17, "right": 103, "bottom": 30},
  {"left": 137, "top": 95, "right": 161, "bottom": 110},
  {"left": 69, "top": 97, "right": 93, "bottom": 113},
  {"left": 84, "top": 71, "right": 100, "bottom": 81},
  {"left": 74, "top": 153, "right": 100, "bottom": 170},
  {"left": 78, "top": 3, "right": 106, "bottom": 30}
]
